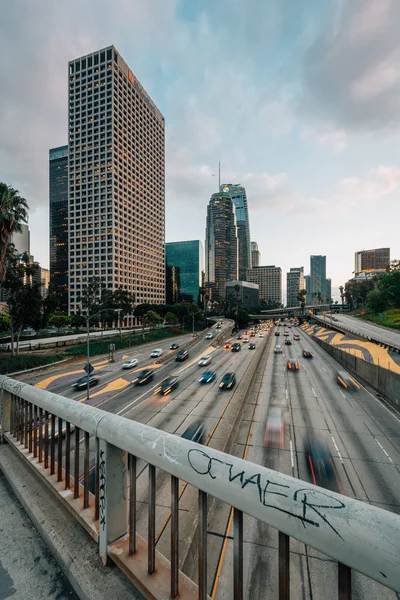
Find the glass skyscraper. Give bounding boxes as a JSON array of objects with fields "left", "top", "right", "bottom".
[
  {"left": 220, "top": 184, "right": 251, "bottom": 281},
  {"left": 205, "top": 192, "right": 238, "bottom": 299},
  {"left": 166, "top": 240, "right": 204, "bottom": 303},
  {"left": 49, "top": 145, "right": 69, "bottom": 311}
]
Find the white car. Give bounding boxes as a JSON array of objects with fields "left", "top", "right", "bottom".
[
  {"left": 205, "top": 332, "right": 213, "bottom": 340},
  {"left": 122, "top": 358, "right": 138, "bottom": 369},
  {"left": 198, "top": 355, "right": 212, "bottom": 367},
  {"left": 150, "top": 348, "right": 163, "bottom": 358},
  {"left": 243, "top": 337, "right": 249, "bottom": 343},
  {"left": 258, "top": 333, "right": 264, "bottom": 338}
]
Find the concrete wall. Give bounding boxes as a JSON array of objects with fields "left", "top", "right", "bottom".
[{"left": 311, "top": 336, "right": 400, "bottom": 410}]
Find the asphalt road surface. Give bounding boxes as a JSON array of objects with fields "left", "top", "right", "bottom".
[{"left": 320, "top": 313, "right": 400, "bottom": 348}]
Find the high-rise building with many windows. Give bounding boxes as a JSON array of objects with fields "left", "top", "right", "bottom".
[
  {"left": 355, "top": 248, "right": 390, "bottom": 273},
  {"left": 205, "top": 192, "right": 238, "bottom": 299},
  {"left": 68, "top": 46, "right": 165, "bottom": 317},
  {"left": 286, "top": 267, "right": 305, "bottom": 307},
  {"left": 220, "top": 184, "right": 251, "bottom": 281},
  {"left": 166, "top": 240, "right": 204, "bottom": 303},
  {"left": 306, "top": 255, "right": 330, "bottom": 304},
  {"left": 246, "top": 265, "right": 282, "bottom": 305},
  {"left": 251, "top": 241, "right": 260, "bottom": 268},
  {"left": 49, "top": 145, "right": 69, "bottom": 311}
]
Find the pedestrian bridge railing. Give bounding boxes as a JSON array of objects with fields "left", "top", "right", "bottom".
[{"left": 1, "top": 374, "right": 399, "bottom": 600}]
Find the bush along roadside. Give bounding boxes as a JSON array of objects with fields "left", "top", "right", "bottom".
[{"left": 0, "top": 354, "right": 65, "bottom": 375}]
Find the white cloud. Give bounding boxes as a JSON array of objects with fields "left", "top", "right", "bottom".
[
  {"left": 336, "top": 165, "right": 400, "bottom": 202},
  {"left": 302, "top": 124, "right": 348, "bottom": 152}
]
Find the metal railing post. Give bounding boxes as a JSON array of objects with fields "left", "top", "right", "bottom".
[
  {"left": 98, "top": 440, "right": 128, "bottom": 566},
  {"left": 0, "top": 386, "right": 12, "bottom": 440},
  {"left": 198, "top": 490, "right": 208, "bottom": 600},
  {"left": 233, "top": 508, "right": 244, "bottom": 600},
  {"left": 338, "top": 563, "right": 352, "bottom": 599},
  {"left": 279, "top": 531, "right": 290, "bottom": 600}
]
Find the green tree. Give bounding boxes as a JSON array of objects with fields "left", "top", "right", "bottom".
[
  {"left": 77, "top": 276, "right": 105, "bottom": 315},
  {"left": 297, "top": 289, "right": 307, "bottom": 315},
  {"left": 0, "top": 313, "right": 10, "bottom": 332},
  {"left": 48, "top": 315, "right": 72, "bottom": 330},
  {"left": 165, "top": 311, "right": 179, "bottom": 326},
  {"left": 71, "top": 313, "right": 86, "bottom": 329},
  {"left": 134, "top": 303, "right": 153, "bottom": 319},
  {"left": 236, "top": 307, "right": 250, "bottom": 328},
  {"left": 378, "top": 268, "right": 400, "bottom": 308},
  {"left": 366, "top": 290, "right": 387, "bottom": 314},
  {"left": 0, "top": 183, "right": 29, "bottom": 283},
  {"left": 141, "top": 310, "right": 163, "bottom": 338}
]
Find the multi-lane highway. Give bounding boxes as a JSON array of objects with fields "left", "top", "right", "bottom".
[
  {"left": 320, "top": 313, "right": 400, "bottom": 349},
  {"left": 207, "top": 323, "right": 400, "bottom": 599}
]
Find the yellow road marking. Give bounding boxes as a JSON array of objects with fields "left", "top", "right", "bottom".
[
  {"left": 85, "top": 377, "right": 130, "bottom": 399},
  {"left": 35, "top": 364, "right": 109, "bottom": 389}
]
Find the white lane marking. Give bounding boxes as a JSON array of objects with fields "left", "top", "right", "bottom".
[
  {"left": 374, "top": 438, "right": 394, "bottom": 463},
  {"left": 359, "top": 383, "right": 400, "bottom": 425},
  {"left": 285, "top": 388, "right": 288, "bottom": 400},
  {"left": 322, "top": 367, "right": 327, "bottom": 372},
  {"left": 117, "top": 382, "right": 160, "bottom": 415},
  {"left": 339, "top": 390, "right": 346, "bottom": 399},
  {"left": 311, "top": 386, "right": 317, "bottom": 397},
  {"left": 289, "top": 439, "right": 295, "bottom": 468},
  {"left": 330, "top": 435, "right": 343, "bottom": 462}
]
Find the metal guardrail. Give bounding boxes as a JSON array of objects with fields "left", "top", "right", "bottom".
[
  {"left": 1, "top": 375, "right": 400, "bottom": 599},
  {"left": 313, "top": 315, "right": 400, "bottom": 353}
]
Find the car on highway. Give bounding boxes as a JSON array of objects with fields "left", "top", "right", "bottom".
[
  {"left": 242, "top": 337, "right": 249, "bottom": 343},
  {"left": 275, "top": 331, "right": 280, "bottom": 337},
  {"left": 274, "top": 345, "right": 283, "bottom": 354},
  {"left": 249, "top": 343, "right": 256, "bottom": 350},
  {"left": 304, "top": 436, "right": 339, "bottom": 491},
  {"left": 284, "top": 331, "right": 290, "bottom": 336},
  {"left": 72, "top": 375, "right": 100, "bottom": 390},
  {"left": 181, "top": 420, "right": 207, "bottom": 444},
  {"left": 176, "top": 349, "right": 189, "bottom": 362},
  {"left": 216, "top": 324, "right": 221, "bottom": 329},
  {"left": 198, "top": 355, "right": 212, "bottom": 367},
  {"left": 285, "top": 339, "right": 292, "bottom": 346},
  {"left": 258, "top": 333, "right": 264, "bottom": 338},
  {"left": 170, "top": 343, "right": 180, "bottom": 350},
  {"left": 155, "top": 376, "right": 179, "bottom": 395},
  {"left": 293, "top": 334, "right": 300, "bottom": 341},
  {"left": 303, "top": 350, "right": 313, "bottom": 358},
  {"left": 231, "top": 342, "right": 241, "bottom": 352},
  {"left": 250, "top": 332, "right": 255, "bottom": 337},
  {"left": 134, "top": 369, "right": 155, "bottom": 385},
  {"left": 237, "top": 335, "right": 243, "bottom": 340},
  {"left": 150, "top": 348, "right": 163, "bottom": 358},
  {"left": 336, "top": 370, "right": 360, "bottom": 391},
  {"left": 122, "top": 358, "right": 139, "bottom": 369},
  {"left": 205, "top": 332, "right": 214, "bottom": 340},
  {"left": 265, "top": 407, "right": 283, "bottom": 448},
  {"left": 199, "top": 370, "right": 217, "bottom": 384},
  {"left": 287, "top": 360, "right": 299, "bottom": 371},
  {"left": 219, "top": 372, "right": 236, "bottom": 390},
  {"left": 224, "top": 342, "right": 232, "bottom": 350}
]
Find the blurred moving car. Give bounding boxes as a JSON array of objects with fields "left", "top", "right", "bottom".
[
  {"left": 265, "top": 407, "right": 283, "bottom": 448},
  {"left": 275, "top": 332, "right": 280, "bottom": 337},
  {"left": 72, "top": 375, "right": 100, "bottom": 390},
  {"left": 336, "top": 370, "right": 360, "bottom": 391},
  {"left": 134, "top": 369, "right": 155, "bottom": 385},
  {"left": 303, "top": 350, "right": 313, "bottom": 358},
  {"left": 237, "top": 335, "right": 243, "bottom": 340},
  {"left": 170, "top": 343, "right": 180, "bottom": 350},
  {"left": 249, "top": 343, "right": 256, "bottom": 350},
  {"left": 287, "top": 360, "right": 299, "bottom": 371},
  {"left": 231, "top": 342, "right": 241, "bottom": 352},
  {"left": 274, "top": 345, "right": 283, "bottom": 354},
  {"left": 304, "top": 435, "right": 340, "bottom": 491},
  {"left": 293, "top": 334, "right": 300, "bottom": 341},
  {"left": 155, "top": 376, "right": 179, "bottom": 395},
  {"left": 285, "top": 339, "right": 292, "bottom": 346},
  {"left": 198, "top": 355, "right": 211, "bottom": 367},
  {"left": 199, "top": 370, "right": 216, "bottom": 384},
  {"left": 181, "top": 420, "right": 207, "bottom": 444},
  {"left": 242, "top": 337, "right": 249, "bottom": 343},
  {"left": 284, "top": 331, "right": 290, "bottom": 336},
  {"left": 258, "top": 333, "right": 264, "bottom": 338},
  {"left": 176, "top": 349, "right": 189, "bottom": 362},
  {"left": 219, "top": 373, "right": 236, "bottom": 390},
  {"left": 205, "top": 332, "right": 214, "bottom": 340},
  {"left": 122, "top": 358, "right": 138, "bottom": 369},
  {"left": 150, "top": 348, "right": 163, "bottom": 358},
  {"left": 224, "top": 342, "right": 232, "bottom": 350}
]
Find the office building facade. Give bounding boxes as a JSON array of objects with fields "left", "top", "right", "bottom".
[
  {"left": 166, "top": 240, "right": 204, "bottom": 303},
  {"left": 9, "top": 223, "right": 30, "bottom": 256},
  {"left": 221, "top": 184, "right": 251, "bottom": 280},
  {"left": 205, "top": 192, "right": 238, "bottom": 298},
  {"left": 251, "top": 241, "right": 260, "bottom": 268},
  {"left": 246, "top": 265, "right": 282, "bottom": 305},
  {"left": 226, "top": 280, "right": 259, "bottom": 310},
  {"left": 49, "top": 145, "right": 69, "bottom": 311},
  {"left": 286, "top": 267, "right": 305, "bottom": 307},
  {"left": 68, "top": 46, "right": 165, "bottom": 317},
  {"left": 355, "top": 248, "right": 390, "bottom": 273},
  {"left": 306, "top": 255, "right": 330, "bottom": 304},
  {"left": 166, "top": 264, "right": 180, "bottom": 305}
]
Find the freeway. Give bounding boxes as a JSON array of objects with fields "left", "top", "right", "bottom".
[
  {"left": 320, "top": 313, "right": 400, "bottom": 349},
  {"left": 207, "top": 323, "right": 400, "bottom": 600}
]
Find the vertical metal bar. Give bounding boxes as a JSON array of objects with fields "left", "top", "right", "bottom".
[
  {"left": 33, "top": 405, "right": 38, "bottom": 458},
  {"left": 128, "top": 454, "right": 137, "bottom": 555},
  {"left": 57, "top": 417, "right": 63, "bottom": 482},
  {"left": 94, "top": 438, "right": 100, "bottom": 520},
  {"left": 44, "top": 411, "right": 49, "bottom": 469},
  {"left": 50, "top": 414, "right": 55, "bottom": 475},
  {"left": 65, "top": 422, "right": 71, "bottom": 489},
  {"left": 83, "top": 431, "right": 90, "bottom": 509},
  {"left": 24, "top": 400, "right": 29, "bottom": 448},
  {"left": 198, "top": 490, "right": 208, "bottom": 600},
  {"left": 10, "top": 395, "right": 15, "bottom": 436},
  {"left": 16, "top": 398, "right": 21, "bottom": 443},
  {"left": 38, "top": 408, "right": 43, "bottom": 463},
  {"left": 233, "top": 509, "right": 243, "bottom": 600},
  {"left": 279, "top": 531, "right": 290, "bottom": 600},
  {"left": 28, "top": 402, "right": 33, "bottom": 453},
  {"left": 74, "top": 426, "right": 80, "bottom": 499},
  {"left": 171, "top": 475, "right": 179, "bottom": 598},
  {"left": 148, "top": 464, "right": 156, "bottom": 575},
  {"left": 338, "top": 563, "right": 351, "bottom": 600}
]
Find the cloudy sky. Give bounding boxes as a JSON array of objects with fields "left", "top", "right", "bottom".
[{"left": 1, "top": 0, "right": 399, "bottom": 299}]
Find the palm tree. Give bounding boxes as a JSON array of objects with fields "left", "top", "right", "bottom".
[
  {"left": 0, "top": 183, "right": 29, "bottom": 282},
  {"left": 339, "top": 285, "right": 344, "bottom": 305}
]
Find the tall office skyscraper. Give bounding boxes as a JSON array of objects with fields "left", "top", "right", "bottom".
[
  {"left": 306, "top": 255, "right": 330, "bottom": 303},
  {"left": 246, "top": 265, "right": 282, "bottom": 305},
  {"left": 166, "top": 240, "right": 204, "bottom": 303},
  {"left": 286, "top": 267, "right": 305, "bottom": 307},
  {"left": 355, "top": 248, "right": 390, "bottom": 273},
  {"left": 205, "top": 192, "right": 238, "bottom": 298},
  {"left": 49, "top": 145, "right": 69, "bottom": 311},
  {"left": 220, "top": 184, "right": 251, "bottom": 280},
  {"left": 68, "top": 46, "right": 165, "bottom": 317},
  {"left": 9, "top": 223, "right": 30, "bottom": 256},
  {"left": 251, "top": 241, "right": 260, "bottom": 268}
]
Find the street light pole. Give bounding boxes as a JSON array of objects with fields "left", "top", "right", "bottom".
[{"left": 86, "top": 316, "right": 90, "bottom": 403}]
